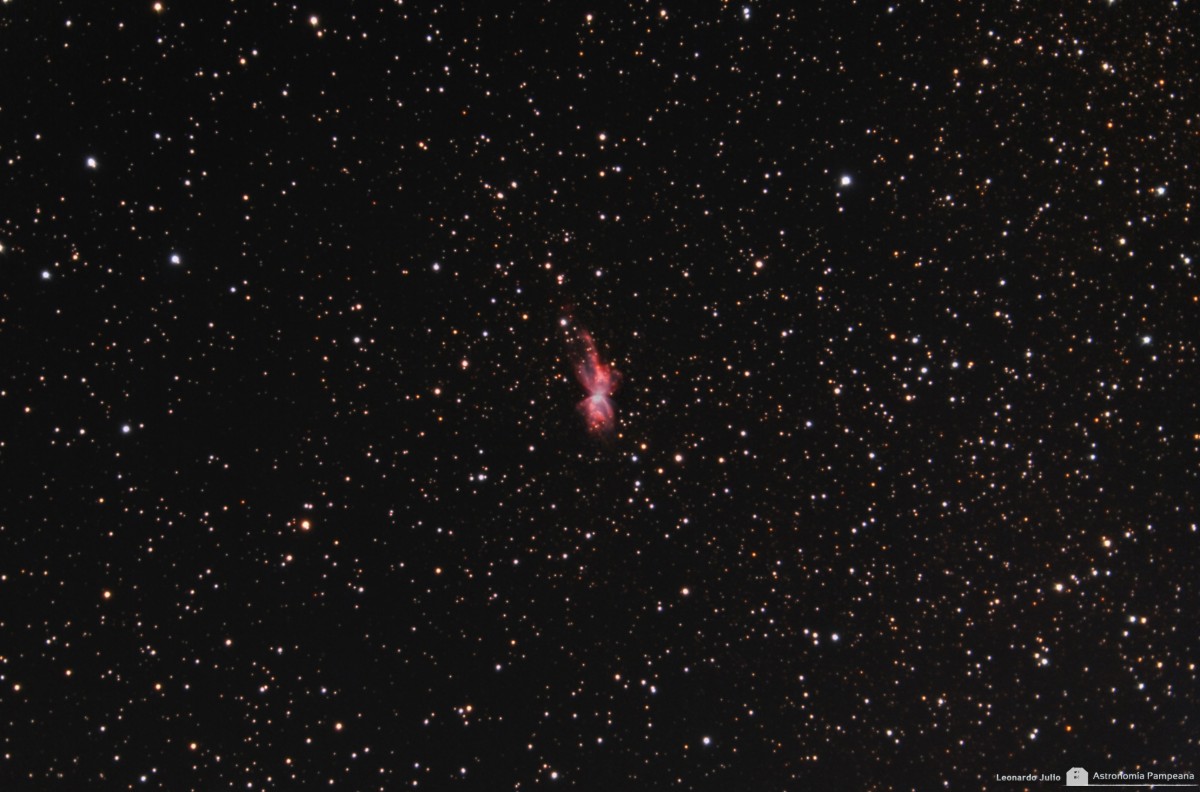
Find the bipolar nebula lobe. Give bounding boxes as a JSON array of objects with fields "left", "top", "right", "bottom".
[{"left": 569, "top": 327, "right": 619, "bottom": 437}]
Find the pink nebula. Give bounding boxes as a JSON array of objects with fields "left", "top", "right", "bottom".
[{"left": 572, "top": 329, "right": 619, "bottom": 437}]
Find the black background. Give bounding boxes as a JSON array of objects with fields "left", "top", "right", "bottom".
[{"left": 1, "top": 1, "right": 1197, "bottom": 789}]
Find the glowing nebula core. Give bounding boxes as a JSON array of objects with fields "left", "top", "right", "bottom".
[{"left": 571, "top": 328, "right": 619, "bottom": 437}]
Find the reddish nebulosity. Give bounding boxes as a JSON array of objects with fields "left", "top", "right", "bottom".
[{"left": 572, "top": 329, "right": 619, "bottom": 436}]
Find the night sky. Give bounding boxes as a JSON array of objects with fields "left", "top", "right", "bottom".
[{"left": 3, "top": 1, "right": 1199, "bottom": 789}]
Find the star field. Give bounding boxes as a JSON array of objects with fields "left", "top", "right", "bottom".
[{"left": 1, "top": 1, "right": 1198, "bottom": 789}]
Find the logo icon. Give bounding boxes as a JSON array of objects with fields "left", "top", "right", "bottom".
[{"left": 1066, "top": 767, "right": 1089, "bottom": 786}]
